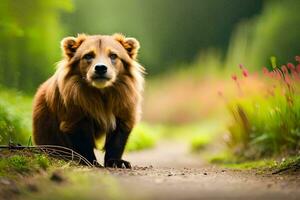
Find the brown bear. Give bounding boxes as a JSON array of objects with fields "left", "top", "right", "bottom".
[{"left": 32, "top": 33, "right": 144, "bottom": 168}]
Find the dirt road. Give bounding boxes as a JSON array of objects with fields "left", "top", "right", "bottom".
[
  {"left": 4, "top": 141, "right": 300, "bottom": 200},
  {"left": 99, "top": 141, "right": 300, "bottom": 200}
]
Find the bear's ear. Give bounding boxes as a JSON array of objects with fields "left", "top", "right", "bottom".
[
  {"left": 61, "top": 34, "right": 86, "bottom": 59},
  {"left": 113, "top": 33, "right": 140, "bottom": 60}
]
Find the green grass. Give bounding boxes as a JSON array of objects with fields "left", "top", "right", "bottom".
[
  {"left": 126, "top": 123, "right": 159, "bottom": 152},
  {"left": 0, "top": 150, "right": 66, "bottom": 178},
  {"left": 0, "top": 86, "right": 33, "bottom": 145},
  {"left": 228, "top": 89, "right": 300, "bottom": 158},
  {"left": 273, "top": 155, "right": 300, "bottom": 173},
  {"left": 207, "top": 152, "right": 300, "bottom": 173},
  {"left": 190, "top": 134, "right": 214, "bottom": 151}
]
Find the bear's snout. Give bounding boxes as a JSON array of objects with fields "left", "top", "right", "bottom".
[
  {"left": 94, "top": 64, "right": 107, "bottom": 76},
  {"left": 89, "top": 63, "right": 114, "bottom": 89}
]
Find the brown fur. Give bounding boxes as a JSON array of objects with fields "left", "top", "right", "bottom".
[{"left": 32, "top": 33, "right": 144, "bottom": 167}]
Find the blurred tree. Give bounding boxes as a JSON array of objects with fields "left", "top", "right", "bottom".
[
  {"left": 0, "top": 0, "right": 73, "bottom": 92},
  {"left": 63, "top": 0, "right": 263, "bottom": 74},
  {"left": 226, "top": 0, "right": 300, "bottom": 69}
]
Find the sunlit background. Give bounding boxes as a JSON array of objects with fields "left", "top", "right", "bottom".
[{"left": 0, "top": 0, "right": 299, "bottom": 162}]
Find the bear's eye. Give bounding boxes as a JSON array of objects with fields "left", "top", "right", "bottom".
[
  {"left": 83, "top": 53, "right": 95, "bottom": 61},
  {"left": 109, "top": 53, "right": 118, "bottom": 61}
]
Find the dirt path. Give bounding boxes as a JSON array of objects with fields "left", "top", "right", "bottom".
[
  {"left": 96, "top": 141, "right": 300, "bottom": 200},
  {"left": 3, "top": 141, "right": 300, "bottom": 200}
]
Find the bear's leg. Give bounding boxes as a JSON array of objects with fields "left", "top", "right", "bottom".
[
  {"left": 104, "top": 120, "right": 131, "bottom": 168},
  {"left": 66, "top": 119, "right": 98, "bottom": 165}
]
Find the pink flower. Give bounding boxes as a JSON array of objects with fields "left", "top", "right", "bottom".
[
  {"left": 292, "top": 70, "right": 300, "bottom": 81},
  {"left": 287, "top": 63, "right": 295, "bottom": 70},
  {"left": 296, "top": 64, "right": 300, "bottom": 73},
  {"left": 269, "top": 71, "right": 275, "bottom": 78},
  {"left": 262, "top": 67, "right": 269, "bottom": 75},
  {"left": 295, "top": 56, "right": 300, "bottom": 62},
  {"left": 275, "top": 69, "right": 282, "bottom": 80},
  {"left": 231, "top": 74, "right": 238, "bottom": 81},
  {"left": 281, "top": 65, "right": 288, "bottom": 74},
  {"left": 242, "top": 69, "right": 249, "bottom": 77},
  {"left": 284, "top": 74, "right": 291, "bottom": 85},
  {"left": 239, "top": 64, "right": 244, "bottom": 69}
]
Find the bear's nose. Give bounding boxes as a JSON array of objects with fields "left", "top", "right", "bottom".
[{"left": 94, "top": 64, "right": 107, "bottom": 75}]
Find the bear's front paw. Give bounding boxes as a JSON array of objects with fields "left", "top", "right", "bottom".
[
  {"left": 93, "top": 160, "right": 104, "bottom": 168},
  {"left": 105, "top": 159, "right": 131, "bottom": 169}
]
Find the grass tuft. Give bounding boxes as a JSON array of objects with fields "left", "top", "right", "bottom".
[{"left": 0, "top": 150, "right": 67, "bottom": 178}]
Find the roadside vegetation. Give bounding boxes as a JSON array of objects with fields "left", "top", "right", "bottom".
[
  {"left": 226, "top": 56, "right": 300, "bottom": 159},
  {"left": 0, "top": 149, "right": 68, "bottom": 178},
  {"left": 0, "top": 88, "right": 32, "bottom": 145}
]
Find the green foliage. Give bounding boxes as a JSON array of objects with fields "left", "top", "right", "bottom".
[
  {"left": 0, "top": 0, "right": 73, "bottom": 92},
  {"left": 6, "top": 155, "right": 30, "bottom": 173},
  {"left": 0, "top": 87, "right": 32, "bottom": 145},
  {"left": 274, "top": 155, "right": 300, "bottom": 173},
  {"left": 190, "top": 134, "right": 214, "bottom": 152},
  {"left": 226, "top": 0, "right": 300, "bottom": 70},
  {"left": 226, "top": 58, "right": 300, "bottom": 159},
  {"left": 63, "top": 0, "right": 262, "bottom": 75},
  {"left": 0, "top": 102, "right": 24, "bottom": 144},
  {"left": 0, "top": 151, "right": 52, "bottom": 177},
  {"left": 35, "top": 154, "right": 50, "bottom": 170},
  {"left": 126, "top": 123, "right": 159, "bottom": 152},
  {"left": 223, "top": 159, "right": 277, "bottom": 170}
]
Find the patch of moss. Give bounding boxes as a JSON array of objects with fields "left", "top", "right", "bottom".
[
  {"left": 0, "top": 150, "right": 67, "bottom": 178},
  {"left": 35, "top": 154, "right": 50, "bottom": 170},
  {"left": 205, "top": 151, "right": 277, "bottom": 170},
  {"left": 207, "top": 151, "right": 300, "bottom": 173},
  {"left": 223, "top": 159, "right": 277, "bottom": 170},
  {"left": 8, "top": 155, "right": 31, "bottom": 173},
  {"left": 272, "top": 155, "right": 300, "bottom": 174}
]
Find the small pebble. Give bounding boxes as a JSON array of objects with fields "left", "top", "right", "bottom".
[
  {"left": 168, "top": 173, "right": 173, "bottom": 177},
  {"left": 203, "top": 172, "right": 208, "bottom": 175},
  {"left": 50, "top": 171, "right": 64, "bottom": 183}
]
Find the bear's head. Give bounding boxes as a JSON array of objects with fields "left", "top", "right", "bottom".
[{"left": 61, "top": 33, "right": 141, "bottom": 89}]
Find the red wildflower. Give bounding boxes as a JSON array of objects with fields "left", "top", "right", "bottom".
[
  {"left": 242, "top": 69, "right": 249, "bottom": 77},
  {"left": 284, "top": 74, "right": 291, "bottom": 85},
  {"left": 275, "top": 69, "right": 282, "bottom": 80},
  {"left": 281, "top": 65, "right": 288, "bottom": 74},
  {"left": 292, "top": 70, "right": 300, "bottom": 81},
  {"left": 231, "top": 74, "right": 238, "bottom": 81},
  {"left": 297, "top": 64, "right": 300, "bottom": 73},
  {"left": 287, "top": 63, "right": 295, "bottom": 70},
  {"left": 269, "top": 71, "right": 275, "bottom": 78},
  {"left": 262, "top": 67, "right": 269, "bottom": 75},
  {"left": 239, "top": 64, "right": 244, "bottom": 69}
]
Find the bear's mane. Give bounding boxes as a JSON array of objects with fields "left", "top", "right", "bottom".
[{"left": 45, "top": 59, "right": 144, "bottom": 133}]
